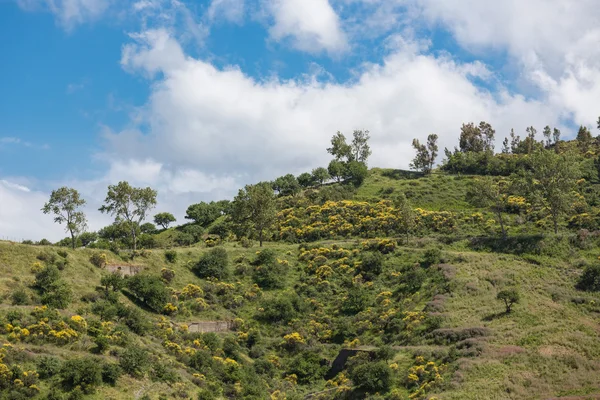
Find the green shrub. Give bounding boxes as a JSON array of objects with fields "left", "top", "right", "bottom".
[
  {"left": 161, "top": 268, "right": 175, "bottom": 283},
  {"left": 41, "top": 281, "right": 73, "bottom": 309},
  {"left": 100, "top": 272, "right": 124, "bottom": 293},
  {"left": 150, "top": 361, "right": 179, "bottom": 383},
  {"left": 126, "top": 274, "right": 170, "bottom": 313},
  {"left": 359, "top": 252, "right": 384, "bottom": 277},
  {"left": 341, "top": 286, "right": 370, "bottom": 315},
  {"left": 60, "top": 357, "right": 103, "bottom": 392},
  {"left": 577, "top": 265, "right": 600, "bottom": 292},
  {"left": 119, "top": 306, "right": 151, "bottom": 335},
  {"left": 257, "top": 295, "right": 298, "bottom": 323},
  {"left": 193, "top": 247, "right": 229, "bottom": 279},
  {"left": 34, "top": 265, "right": 60, "bottom": 289},
  {"left": 37, "top": 356, "right": 63, "bottom": 379},
  {"left": 101, "top": 363, "right": 123, "bottom": 386},
  {"left": 422, "top": 248, "right": 442, "bottom": 267},
  {"left": 252, "top": 249, "right": 277, "bottom": 266},
  {"left": 11, "top": 288, "right": 29, "bottom": 305},
  {"left": 348, "top": 360, "right": 392, "bottom": 393},
  {"left": 252, "top": 260, "right": 287, "bottom": 289},
  {"left": 89, "top": 253, "right": 107, "bottom": 268},
  {"left": 119, "top": 346, "right": 149, "bottom": 378},
  {"left": 287, "top": 351, "right": 327, "bottom": 384},
  {"left": 164, "top": 250, "right": 177, "bottom": 263}
]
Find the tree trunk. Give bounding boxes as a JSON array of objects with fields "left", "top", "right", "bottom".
[
  {"left": 70, "top": 230, "right": 75, "bottom": 250},
  {"left": 259, "top": 228, "right": 263, "bottom": 247},
  {"left": 497, "top": 212, "right": 506, "bottom": 239},
  {"left": 132, "top": 225, "right": 137, "bottom": 252}
]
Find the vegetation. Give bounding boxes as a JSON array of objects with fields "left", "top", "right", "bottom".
[{"left": 4, "top": 123, "right": 600, "bottom": 398}]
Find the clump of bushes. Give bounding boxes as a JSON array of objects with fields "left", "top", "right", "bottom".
[
  {"left": 126, "top": 274, "right": 170, "bottom": 313},
  {"left": 164, "top": 250, "right": 177, "bottom": 263},
  {"left": 34, "top": 265, "right": 72, "bottom": 309},
  {"left": 89, "top": 253, "right": 107, "bottom": 268},
  {"left": 576, "top": 264, "right": 600, "bottom": 292},
  {"left": 193, "top": 248, "right": 229, "bottom": 279},
  {"left": 497, "top": 288, "right": 520, "bottom": 313}
]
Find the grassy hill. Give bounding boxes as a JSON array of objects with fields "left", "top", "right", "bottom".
[{"left": 2, "top": 168, "right": 600, "bottom": 400}]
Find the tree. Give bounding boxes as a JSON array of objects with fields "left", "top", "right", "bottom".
[
  {"left": 297, "top": 172, "right": 314, "bottom": 188},
  {"left": 497, "top": 289, "right": 520, "bottom": 313},
  {"left": 99, "top": 182, "right": 157, "bottom": 251},
  {"left": 185, "top": 201, "right": 229, "bottom": 226},
  {"left": 79, "top": 231, "right": 98, "bottom": 247},
  {"left": 153, "top": 212, "right": 176, "bottom": 229},
  {"left": 553, "top": 128, "right": 561, "bottom": 145},
  {"left": 350, "top": 129, "right": 372, "bottom": 164},
  {"left": 327, "top": 132, "right": 352, "bottom": 161},
  {"left": 509, "top": 128, "right": 520, "bottom": 153},
  {"left": 272, "top": 174, "right": 300, "bottom": 196},
  {"left": 345, "top": 160, "right": 368, "bottom": 186},
  {"left": 467, "top": 177, "right": 509, "bottom": 238},
  {"left": 527, "top": 150, "right": 580, "bottom": 234},
  {"left": 459, "top": 122, "right": 494, "bottom": 153},
  {"left": 410, "top": 134, "right": 438, "bottom": 174},
  {"left": 576, "top": 125, "right": 593, "bottom": 153},
  {"left": 501, "top": 137, "right": 510, "bottom": 154},
  {"left": 42, "top": 187, "right": 87, "bottom": 249},
  {"left": 543, "top": 126, "right": 552, "bottom": 148},
  {"left": 231, "top": 182, "right": 276, "bottom": 247},
  {"left": 328, "top": 160, "right": 346, "bottom": 183},
  {"left": 311, "top": 167, "right": 330, "bottom": 186},
  {"left": 393, "top": 193, "right": 415, "bottom": 244}
]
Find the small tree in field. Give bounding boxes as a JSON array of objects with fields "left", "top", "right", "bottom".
[
  {"left": 231, "top": 182, "right": 276, "bottom": 247},
  {"left": 154, "top": 212, "right": 176, "bottom": 229},
  {"left": 497, "top": 289, "right": 520, "bottom": 313},
  {"left": 99, "top": 181, "right": 157, "bottom": 251},
  {"left": 410, "top": 134, "right": 438, "bottom": 174},
  {"left": 42, "top": 187, "right": 87, "bottom": 249},
  {"left": 467, "top": 177, "right": 509, "bottom": 238}
]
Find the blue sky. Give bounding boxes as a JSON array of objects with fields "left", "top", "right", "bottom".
[{"left": 1, "top": 0, "right": 599, "bottom": 240}]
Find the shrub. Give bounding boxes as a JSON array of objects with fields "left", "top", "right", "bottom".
[
  {"left": 252, "top": 260, "right": 287, "bottom": 289},
  {"left": 286, "top": 351, "right": 327, "bottom": 384},
  {"left": 11, "top": 288, "right": 29, "bottom": 305},
  {"left": 57, "top": 250, "right": 68, "bottom": 258},
  {"left": 60, "top": 357, "right": 103, "bottom": 392},
  {"left": 100, "top": 272, "right": 124, "bottom": 293},
  {"left": 348, "top": 360, "right": 392, "bottom": 393},
  {"left": 89, "top": 253, "right": 107, "bottom": 268},
  {"left": 101, "top": 363, "right": 122, "bottom": 386},
  {"left": 119, "top": 346, "right": 150, "bottom": 378},
  {"left": 37, "top": 356, "right": 62, "bottom": 379},
  {"left": 193, "top": 247, "right": 229, "bottom": 279},
  {"left": 252, "top": 249, "right": 277, "bottom": 266},
  {"left": 164, "top": 250, "right": 177, "bottom": 263},
  {"left": 359, "top": 252, "right": 384, "bottom": 277},
  {"left": 577, "top": 265, "right": 600, "bottom": 292},
  {"left": 257, "top": 295, "right": 298, "bottom": 323},
  {"left": 41, "top": 281, "right": 73, "bottom": 309},
  {"left": 150, "top": 362, "right": 179, "bottom": 383},
  {"left": 422, "top": 248, "right": 442, "bottom": 267},
  {"left": 119, "top": 306, "right": 150, "bottom": 335},
  {"left": 341, "top": 286, "right": 370, "bottom": 315},
  {"left": 161, "top": 268, "right": 175, "bottom": 283},
  {"left": 126, "top": 274, "right": 170, "bottom": 313},
  {"left": 34, "top": 265, "right": 60, "bottom": 289},
  {"left": 497, "top": 288, "right": 520, "bottom": 313}
]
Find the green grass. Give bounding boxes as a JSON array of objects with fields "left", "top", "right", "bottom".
[{"left": 356, "top": 168, "right": 477, "bottom": 210}]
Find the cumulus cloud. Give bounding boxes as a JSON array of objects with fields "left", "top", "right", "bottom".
[
  {"left": 207, "top": 0, "right": 245, "bottom": 24},
  {"left": 107, "top": 28, "right": 558, "bottom": 188},
  {"left": 266, "top": 0, "right": 349, "bottom": 54},
  {"left": 18, "top": 0, "right": 112, "bottom": 28}
]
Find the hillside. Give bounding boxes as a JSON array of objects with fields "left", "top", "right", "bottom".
[{"left": 2, "top": 164, "right": 600, "bottom": 400}]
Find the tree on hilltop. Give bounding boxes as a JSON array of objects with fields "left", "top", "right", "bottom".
[
  {"left": 42, "top": 187, "right": 87, "bottom": 249},
  {"left": 154, "top": 212, "right": 176, "bottom": 229},
  {"left": 99, "top": 181, "right": 157, "bottom": 251}
]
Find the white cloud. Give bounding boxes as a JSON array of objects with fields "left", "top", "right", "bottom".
[
  {"left": 108, "top": 29, "right": 558, "bottom": 187},
  {"left": 18, "top": 0, "right": 112, "bottom": 28},
  {"left": 207, "top": 0, "right": 245, "bottom": 24},
  {"left": 266, "top": 0, "right": 349, "bottom": 54}
]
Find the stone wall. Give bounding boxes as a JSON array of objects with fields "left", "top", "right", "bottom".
[
  {"left": 186, "top": 321, "right": 232, "bottom": 334},
  {"left": 105, "top": 265, "right": 142, "bottom": 277}
]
